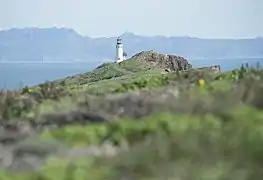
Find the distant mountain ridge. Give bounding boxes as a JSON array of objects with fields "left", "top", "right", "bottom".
[{"left": 0, "top": 27, "right": 263, "bottom": 62}]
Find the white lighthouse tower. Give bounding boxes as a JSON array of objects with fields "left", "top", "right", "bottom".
[{"left": 115, "top": 36, "right": 126, "bottom": 63}]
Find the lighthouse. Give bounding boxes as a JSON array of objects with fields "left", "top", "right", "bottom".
[{"left": 115, "top": 36, "right": 126, "bottom": 63}]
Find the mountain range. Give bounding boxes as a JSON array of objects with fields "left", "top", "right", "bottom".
[{"left": 0, "top": 27, "right": 263, "bottom": 62}]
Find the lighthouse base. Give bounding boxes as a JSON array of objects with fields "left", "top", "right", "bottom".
[{"left": 116, "top": 58, "right": 124, "bottom": 63}]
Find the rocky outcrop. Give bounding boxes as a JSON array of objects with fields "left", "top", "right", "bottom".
[
  {"left": 198, "top": 65, "right": 221, "bottom": 74},
  {"left": 130, "top": 50, "right": 192, "bottom": 71},
  {"left": 210, "top": 65, "right": 221, "bottom": 72}
]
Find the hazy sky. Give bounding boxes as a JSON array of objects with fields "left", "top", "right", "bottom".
[{"left": 0, "top": 0, "right": 262, "bottom": 38}]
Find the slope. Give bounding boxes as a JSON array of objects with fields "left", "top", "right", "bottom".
[{"left": 2, "top": 51, "right": 263, "bottom": 179}]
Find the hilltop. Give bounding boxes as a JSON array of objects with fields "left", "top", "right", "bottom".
[
  {"left": 0, "top": 28, "right": 263, "bottom": 61},
  {"left": 1, "top": 50, "right": 263, "bottom": 179},
  {"left": 44, "top": 50, "right": 192, "bottom": 89}
]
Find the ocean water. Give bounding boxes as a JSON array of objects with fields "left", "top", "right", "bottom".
[
  {"left": 0, "top": 61, "right": 101, "bottom": 90},
  {"left": 190, "top": 57, "right": 263, "bottom": 72},
  {"left": 0, "top": 58, "right": 263, "bottom": 90}
]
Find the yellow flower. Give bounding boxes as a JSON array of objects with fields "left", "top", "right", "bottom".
[{"left": 198, "top": 79, "right": 205, "bottom": 87}]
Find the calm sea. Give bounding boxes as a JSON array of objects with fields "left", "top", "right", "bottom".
[
  {"left": 0, "top": 61, "right": 101, "bottom": 90},
  {"left": 1, "top": 58, "right": 263, "bottom": 90}
]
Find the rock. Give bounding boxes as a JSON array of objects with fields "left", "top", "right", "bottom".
[
  {"left": 131, "top": 50, "right": 192, "bottom": 71},
  {"left": 198, "top": 65, "right": 221, "bottom": 74},
  {"left": 210, "top": 65, "right": 221, "bottom": 73}
]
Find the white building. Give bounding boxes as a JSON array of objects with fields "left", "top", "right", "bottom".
[{"left": 115, "top": 36, "right": 126, "bottom": 63}]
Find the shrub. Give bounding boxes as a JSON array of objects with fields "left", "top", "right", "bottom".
[{"left": 0, "top": 90, "right": 35, "bottom": 120}]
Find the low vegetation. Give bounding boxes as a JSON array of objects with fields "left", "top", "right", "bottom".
[{"left": 1, "top": 55, "right": 263, "bottom": 179}]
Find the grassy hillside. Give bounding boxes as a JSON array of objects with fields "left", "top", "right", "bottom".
[{"left": 0, "top": 54, "right": 263, "bottom": 179}]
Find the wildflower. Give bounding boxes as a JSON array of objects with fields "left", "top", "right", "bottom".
[
  {"left": 28, "top": 88, "right": 33, "bottom": 93},
  {"left": 198, "top": 79, "right": 205, "bottom": 87}
]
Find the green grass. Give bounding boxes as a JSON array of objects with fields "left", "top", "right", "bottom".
[
  {"left": 2, "top": 106, "right": 263, "bottom": 179},
  {"left": 2, "top": 56, "right": 263, "bottom": 179}
]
